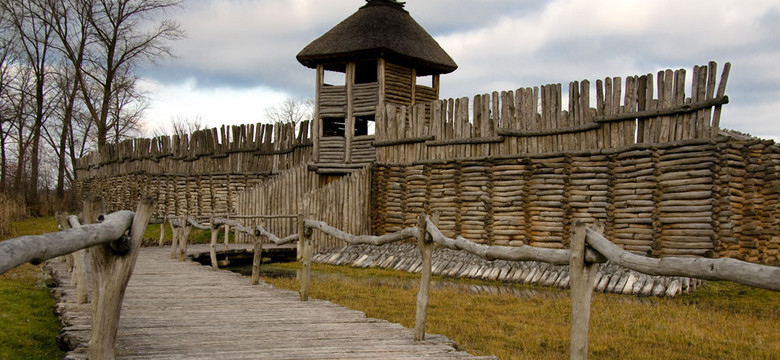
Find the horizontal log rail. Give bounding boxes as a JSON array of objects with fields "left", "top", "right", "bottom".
[
  {"left": 249, "top": 212, "right": 777, "bottom": 360},
  {"left": 1, "top": 211, "right": 135, "bottom": 275},
  {"left": 0, "top": 195, "right": 154, "bottom": 359}
]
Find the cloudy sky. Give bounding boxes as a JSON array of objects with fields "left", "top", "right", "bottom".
[{"left": 140, "top": 0, "right": 779, "bottom": 141}]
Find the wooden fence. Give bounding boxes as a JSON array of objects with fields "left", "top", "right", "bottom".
[
  {"left": 75, "top": 121, "right": 313, "bottom": 218},
  {"left": 374, "top": 62, "right": 731, "bottom": 162},
  {"left": 235, "top": 165, "right": 372, "bottom": 250},
  {"left": 242, "top": 213, "right": 778, "bottom": 360},
  {"left": 0, "top": 195, "right": 154, "bottom": 359}
]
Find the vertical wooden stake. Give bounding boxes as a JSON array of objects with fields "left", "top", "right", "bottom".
[
  {"left": 209, "top": 217, "right": 219, "bottom": 271},
  {"left": 88, "top": 196, "right": 155, "bottom": 360},
  {"left": 300, "top": 216, "right": 313, "bottom": 301},
  {"left": 251, "top": 239, "right": 263, "bottom": 285},
  {"left": 223, "top": 221, "right": 230, "bottom": 250},
  {"left": 178, "top": 214, "right": 191, "bottom": 261},
  {"left": 169, "top": 217, "right": 179, "bottom": 259},
  {"left": 414, "top": 212, "right": 433, "bottom": 341},
  {"left": 158, "top": 216, "right": 166, "bottom": 247},
  {"left": 56, "top": 212, "right": 88, "bottom": 304},
  {"left": 570, "top": 220, "right": 594, "bottom": 360}
]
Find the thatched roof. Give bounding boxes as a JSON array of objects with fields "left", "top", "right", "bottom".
[{"left": 296, "top": 0, "right": 457, "bottom": 76}]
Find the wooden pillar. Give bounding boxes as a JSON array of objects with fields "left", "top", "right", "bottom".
[
  {"left": 378, "top": 58, "right": 386, "bottom": 110},
  {"left": 414, "top": 212, "right": 433, "bottom": 341},
  {"left": 158, "top": 216, "right": 166, "bottom": 247},
  {"left": 88, "top": 196, "right": 155, "bottom": 360},
  {"left": 345, "top": 62, "right": 356, "bottom": 164},
  {"left": 251, "top": 238, "right": 263, "bottom": 285},
  {"left": 432, "top": 74, "right": 440, "bottom": 100},
  {"left": 209, "top": 217, "right": 219, "bottom": 271},
  {"left": 410, "top": 68, "right": 417, "bottom": 106},
  {"left": 223, "top": 217, "right": 230, "bottom": 250},
  {"left": 300, "top": 216, "right": 313, "bottom": 301},
  {"left": 178, "top": 214, "right": 190, "bottom": 261},
  {"left": 569, "top": 221, "right": 595, "bottom": 360},
  {"left": 169, "top": 218, "right": 179, "bottom": 259},
  {"left": 314, "top": 64, "right": 323, "bottom": 163}
]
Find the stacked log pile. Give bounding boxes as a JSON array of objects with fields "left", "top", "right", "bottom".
[{"left": 313, "top": 244, "right": 703, "bottom": 297}]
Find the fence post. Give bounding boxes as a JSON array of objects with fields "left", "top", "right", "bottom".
[
  {"left": 252, "top": 222, "right": 264, "bottom": 285},
  {"left": 414, "top": 212, "right": 433, "bottom": 341},
  {"left": 209, "top": 216, "right": 219, "bottom": 271},
  {"left": 87, "top": 195, "right": 155, "bottom": 359},
  {"left": 178, "top": 214, "right": 191, "bottom": 261},
  {"left": 223, "top": 216, "right": 230, "bottom": 249},
  {"left": 300, "top": 214, "right": 313, "bottom": 301},
  {"left": 570, "top": 220, "right": 594, "bottom": 360},
  {"left": 158, "top": 216, "right": 166, "bottom": 247},
  {"left": 170, "top": 216, "right": 179, "bottom": 259},
  {"left": 57, "top": 212, "right": 89, "bottom": 304}
]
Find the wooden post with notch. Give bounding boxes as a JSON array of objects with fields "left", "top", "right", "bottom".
[
  {"left": 300, "top": 214, "right": 313, "bottom": 301},
  {"left": 570, "top": 220, "right": 595, "bottom": 360},
  {"left": 87, "top": 195, "right": 155, "bottom": 359},
  {"left": 414, "top": 212, "right": 434, "bottom": 341}
]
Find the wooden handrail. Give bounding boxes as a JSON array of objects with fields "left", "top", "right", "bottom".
[{"left": 0, "top": 210, "right": 134, "bottom": 275}]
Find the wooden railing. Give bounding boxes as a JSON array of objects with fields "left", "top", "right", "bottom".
[
  {"left": 223, "top": 212, "right": 778, "bottom": 360},
  {"left": 0, "top": 195, "right": 155, "bottom": 359}
]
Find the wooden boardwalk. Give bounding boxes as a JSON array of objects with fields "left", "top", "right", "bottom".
[{"left": 46, "top": 245, "right": 495, "bottom": 359}]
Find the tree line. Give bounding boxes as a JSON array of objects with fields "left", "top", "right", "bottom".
[{"left": 0, "top": 0, "right": 182, "bottom": 215}]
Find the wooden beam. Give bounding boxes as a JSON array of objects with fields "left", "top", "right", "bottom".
[
  {"left": 585, "top": 228, "right": 780, "bottom": 291},
  {"left": 346, "top": 62, "right": 355, "bottom": 164},
  {"left": 594, "top": 96, "right": 729, "bottom": 123}
]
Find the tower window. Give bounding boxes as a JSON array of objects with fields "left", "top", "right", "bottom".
[
  {"left": 355, "top": 60, "right": 378, "bottom": 84},
  {"left": 322, "top": 117, "right": 345, "bottom": 137},
  {"left": 355, "top": 115, "right": 375, "bottom": 136}
]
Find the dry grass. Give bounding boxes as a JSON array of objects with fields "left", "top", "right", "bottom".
[
  {"left": 265, "top": 263, "right": 780, "bottom": 360},
  {"left": 0, "top": 193, "right": 28, "bottom": 237}
]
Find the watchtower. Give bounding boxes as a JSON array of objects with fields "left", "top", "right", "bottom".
[{"left": 297, "top": 0, "right": 457, "bottom": 174}]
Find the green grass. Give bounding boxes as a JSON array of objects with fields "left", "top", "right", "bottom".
[
  {"left": 0, "top": 217, "right": 64, "bottom": 360},
  {"left": 264, "top": 262, "right": 780, "bottom": 360}
]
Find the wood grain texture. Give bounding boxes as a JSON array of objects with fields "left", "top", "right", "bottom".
[{"left": 47, "top": 244, "right": 495, "bottom": 360}]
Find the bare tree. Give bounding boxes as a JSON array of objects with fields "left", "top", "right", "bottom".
[
  {"left": 47, "top": 0, "right": 183, "bottom": 151},
  {"left": 151, "top": 114, "right": 204, "bottom": 137},
  {"left": 264, "top": 97, "right": 314, "bottom": 128},
  {"left": 0, "top": 0, "right": 57, "bottom": 214}
]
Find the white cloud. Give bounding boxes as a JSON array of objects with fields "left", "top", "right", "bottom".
[
  {"left": 139, "top": 78, "right": 287, "bottom": 135},
  {"left": 140, "top": 0, "right": 780, "bottom": 141}
]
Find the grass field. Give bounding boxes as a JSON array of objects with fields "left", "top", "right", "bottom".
[
  {"left": 1, "top": 217, "right": 777, "bottom": 359},
  {"left": 264, "top": 262, "right": 780, "bottom": 360},
  {"left": 0, "top": 217, "right": 64, "bottom": 360}
]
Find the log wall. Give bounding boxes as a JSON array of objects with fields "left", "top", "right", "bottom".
[
  {"left": 371, "top": 137, "right": 780, "bottom": 264},
  {"left": 74, "top": 122, "right": 312, "bottom": 218}
]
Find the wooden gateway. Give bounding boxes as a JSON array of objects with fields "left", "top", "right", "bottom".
[{"left": 297, "top": 0, "right": 457, "bottom": 175}]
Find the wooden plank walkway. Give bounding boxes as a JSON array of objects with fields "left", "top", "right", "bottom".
[{"left": 46, "top": 245, "right": 495, "bottom": 359}]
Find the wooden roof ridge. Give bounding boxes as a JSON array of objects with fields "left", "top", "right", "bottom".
[{"left": 296, "top": 0, "right": 457, "bottom": 76}]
